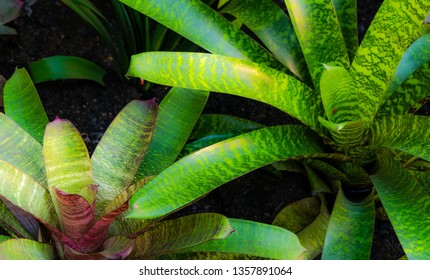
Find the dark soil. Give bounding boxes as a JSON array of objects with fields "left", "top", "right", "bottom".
[{"left": 0, "top": 0, "right": 403, "bottom": 259}]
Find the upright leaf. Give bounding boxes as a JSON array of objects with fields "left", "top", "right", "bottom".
[
  {"left": 91, "top": 99, "right": 157, "bottom": 214},
  {"left": 127, "top": 125, "right": 323, "bottom": 219},
  {"left": 3, "top": 68, "right": 49, "bottom": 143},
  {"left": 331, "top": 0, "right": 358, "bottom": 61},
  {"left": 322, "top": 190, "right": 375, "bottom": 260},
  {"left": 128, "top": 52, "right": 323, "bottom": 130},
  {"left": 370, "top": 155, "right": 430, "bottom": 259}
]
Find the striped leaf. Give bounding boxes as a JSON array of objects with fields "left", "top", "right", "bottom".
[
  {"left": 0, "top": 160, "right": 57, "bottom": 227},
  {"left": 119, "top": 0, "right": 284, "bottom": 70},
  {"left": 135, "top": 88, "right": 208, "bottom": 180},
  {"left": 28, "top": 56, "right": 107, "bottom": 86},
  {"left": 369, "top": 115, "right": 430, "bottom": 161},
  {"left": 127, "top": 52, "right": 323, "bottom": 130},
  {"left": 3, "top": 68, "right": 48, "bottom": 144},
  {"left": 349, "top": 0, "right": 430, "bottom": 121},
  {"left": 0, "top": 200, "right": 33, "bottom": 239},
  {"left": 178, "top": 219, "right": 306, "bottom": 260},
  {"left": 285, "top": 0, "right": 350, "bottom": 88},
  {"left": 0, "top": 239, "right": 54, "bottom": 260},
  {"left": 331, "top": 0, "right": 358, "bottom": 62},
  {"left": 322, "top": 190, "right": 375, "bottom": 260},
  {"left": 0, "top": 113, "right": 47, "bottom": 188},
  {"left": 384, "top": 34, "right": 430, "bottom": 99},
  {"left": 91, "top": 99, "right": 157, "bottom": 215},
  {"left": 370, "top": 155, "right": 430, "bottom": 259},
  {"left": 222, "top": 0, "right": 308, "bottom": 80},
  {"left": 127, "top": 125, "right": 323, "bottom": 219},
  {"left": 129, "top": 213, "right": 233, "bottom": 259},
  {"left": 190, "top": 114, "right": 264, "bottom": 140}
]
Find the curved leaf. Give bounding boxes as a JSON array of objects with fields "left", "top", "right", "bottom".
[
  {"left": 285, "top": 0, "right": 350, "bottom": 88},
  {"left": 0, "top": 160, "right": 57, "bottom": 227},
  {"left": 190, "top": 114, "right": 264, "bottom": 140},
  {"left": 0, "top": 239, "right": 54, "bottom": 260},
  {"left": 127, "top": 52, "right": 323, "bottom": 130},
  {"left": 28, "top": 56, "right": 107, "bottom": 86},
  {"left": 370, "top": 155, "right": 430, "bottom": 259},
  {"left": 222, "top": 0, "right": 308, "bottom": 80},
  {"left": 0, "top": 113, "right": 47, "bottom": 188},
  {"left": 3, "top": 68, "right": 49, "bottom": 143},
  {"left": 331, "top": 0, "right": 358, "bottom": 61},
  {"left": 129, "top": 213, "right": 233, "bottom": 259},
  {"left": 179, "top": 219, "right": 306, "bottom": 260},
  {"left": 91, "top": 99, "right": 157, "bottom": 215},
  {"left": 127, "top": 125, "right": 323, "bottom": 219},
  {"left": 322, "top": 190, "right": 375, "bottom": 260},
  {"left": 369, "top": 115, "right": 430, "bottom": 161},
  {"left": 0, "top": 0, "right": 23, "bottom": 24},
  {"left": 0, "top": 200, "right": 33, "bottom": 239},
  {"left": 119, "top": 0, "right": 284, "bottom": 70},
  {"left": 135, "top": 88, "right": 208, "bottom": 179},
  {"left": 349, "top": 0, "right": 430, "bottom": 121}
]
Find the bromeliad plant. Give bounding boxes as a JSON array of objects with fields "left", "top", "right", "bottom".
[
  {"left": 120, "top": 0, "right": 430, "bottom": 259},
  {"left": 0, "top": 68, "right": 307, "bottom": 260}
]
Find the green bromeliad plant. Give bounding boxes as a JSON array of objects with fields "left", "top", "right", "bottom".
[
  {"left": 0, "top": 68, "right": 307, "bottom": 260},
  {"left": 119, "top": 0, "right": 430, "bottom": 259}
]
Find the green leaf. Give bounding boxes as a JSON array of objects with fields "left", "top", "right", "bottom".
[
  {"left": 0, "top": 239, "right": 54, "bottom": 260},
  {"left": 331, "top": 0, "right": 358, "bottom": 62},
  {"left": 119, "top": 0, "right": 284, "bottom": 70},
  {"left": 129, "top": 213, "right": 233, "bottom": 259},
  {"left": 127, "top": 52, "right": 323, "bottom": 130},
  {"left": 3, "top": 68, "right": 49, "bottom": 144},
  {"left": 303, "top": 163, "right": 332, "bottom": 194},
  {"left": 0, "top": 0, "right": 23, "bottom": 24},
  {"left": 369, "top": 115, "right": 430, "bottom": 162},
  {"left": 285, "top": 0, "right": 350, "bottom": 88},
  {"left": 370, "top": 155, "right": 430, "bottom": 259},
  {"left": 127, "top": 125, "right": 323, "bottom": 219},
  {"left": 91, "top": 99, "right": 157, "bottom": 215},
  {"left": 44, "top": 118, "right": 94, "bottom": 201},
  {"left": 0, "top": 160, "right": 57, "bottom": 227},
  {"left": 0, "top": 200, "right": 33, "bottom": 239},
  {"left": 322, "top": 190, "right": 375, "bottom": 260},
  {"left": 222, "top": 0, "right": 308, "bottom": 80},
  {"left": 28, "top": 56, "right": 107, "bottom": 86},
  {"left": 0, "top": 235, "right": 11, "bottom": 244},
  {"left": 190, "top": 114, "right": 264, "bottom": 140},
  {"left": 0, "top": 24, "right": 16, "bottom": 35},
  {"left": 135, "top": 88, "right": 208, "bottom": 180},
  {"left": 0, "top": 113, "right": 47, "bottom": 188},
  {"left": 384, "top": 34, "right": 430, "bottom": 99},
  {"left": 349, "top": 0, "right": 430, "bottom": 121},
  {"left": 179, "top": 219, "right": 306, "bottom": 260}
]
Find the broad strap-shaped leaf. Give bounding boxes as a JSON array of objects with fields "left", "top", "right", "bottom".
[
  {"left": 119, "top": 0, "right": 284, "bottom": 70},
  {"left": 190, "top": 114, "right": 264, "bottom": 140},
  {"left": 322, "top": 190, "right": 375, "bottom": 260},
  {"left": 53, "top": 186, "right": 96, "bottom": 243},
  {"left": 134, "top": 88, "right": 208, "bottom": 180},
  {"left": 129, "top": 213, "right": 233, "bottom": 259},
  {"left": 369, "top": 115, "right": 430, "bottom": 162},
  {"left": 127, "top": 52, "right": 323, "bottom": 130},
  {"left": 384, "top": 33, "right": 430, "bottom": 99},
  {"left": 44, "top": 117, "right": 94, "bottom": 224},
  {"left": 0, "top": 24, "right": 16, "bottom": 35},
  {"left": 378, "top": 62, "right": 430, "bottom": 117},
  {"left": 91, "top": 99, "right": 157, "bottom": 215},
  {"left": 370, "top": 155, "right": 430, "bottom": 259},
  {"left": 178, "top": 219, "right": 306, "bottom": 260},
  {"left": 409, "top": 170, "right": 430, "bottom": 192},
  {"left": 3, "top": 68, "right": 49, "bottom": 143},
  {"left": 349, "top": 0, "right": 430, "bottom": 121},
  {"left": 222, "top": 0, "right": 308, "bottom": 80},
  {"left": 64, "top": 235, "right": 134, "bottom": 260},
  {"left": 331, "top": 0, "right": 358, "bottom": 62},
  {"left": 0, "top": 160, "right": 57, "bottom": 227},
  {"left": 0, "top": 239, "right": 54, "bottom": 260},
  {"left": 0, "top": 113, "right": 47, "bottom": 188},
  {"left": 0, "top": 200, "right": 33, "bottom": 239},
  {"left": 285, "top": 0, "right": 350, "bottom": 88},
  {"left": 303, "top": 163, "right": 332, "bottom": 194},
  {"left": 1, "top": 197, "right": 40, "bottom": 240},
  {"left": 0, "top": 235, "right": 11, "bottom": 244},
  {"left": 0, "top": 0, "right": 23, "bottom": 24},
  {"left": 127, "top": 125, "right": 323, "bottom": 219},
  {"left": 28, "top": 56, "right": 107, "bottom": 86}
]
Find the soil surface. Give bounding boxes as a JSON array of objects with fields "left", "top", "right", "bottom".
[{"left": 0, "top": 0, "right": 404, "bottom": 259}]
